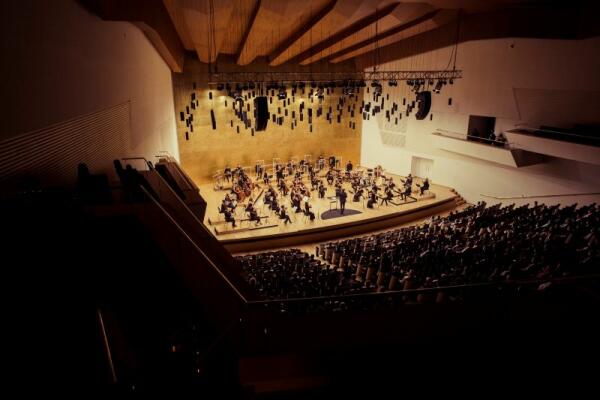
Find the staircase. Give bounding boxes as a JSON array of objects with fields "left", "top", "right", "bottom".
[{"left": 450, "top": 188, "right": 467, "bottom": 207}]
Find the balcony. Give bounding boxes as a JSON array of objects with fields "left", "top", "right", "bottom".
[
  {"left": 431, "top": 130, "right": 546, "bottom": 168},
  {"left": 504, "top": 128, "right": 600, "bottom": 166}
]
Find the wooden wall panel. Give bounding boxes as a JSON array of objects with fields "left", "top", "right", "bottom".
[{"left": 172, "top": 72, "right": 362, "bottom": 184}]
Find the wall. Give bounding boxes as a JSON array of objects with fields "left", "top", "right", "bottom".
[
  {"left": 0, "top": 0, "right": 179, "bottom": 187},
  {"left": 172, "top": 58, "right": 362, "bottom": 184},
  {"left": 359, "top": 36, "right": 600, "bottom": 206}
]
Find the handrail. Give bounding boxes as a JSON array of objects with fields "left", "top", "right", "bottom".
[
  {"left": 465, "top": 134, "right": 509, "bottom": 146},
  {"left": 481, "top": 192, "right": 600, "bottom": 200},
  {"left": 155, "top": 150, "right": 172, "bottom": 158},
  {"left": 137, "top": 185, "right": 248, "bottom": 302},
  {"left": 247, "top": 282, "right": 495, "bottom": 305},
  {"left": 150, "top": 168, "right": 222, "bottom": 240},
  {"left": 509, "top": 127, "right": 600, "bottom": 142},
  {"left": 433, "top": 130, "right": 512, "bottom": 147},
  {"left": 121, "top": 157, "right": 151, "bottom": 171},
  {"left": 96, "top": 308, "right": 117, "bottom": 384},
  {"left": 245, "top": 273, "right": 600, "bottom": 307}
]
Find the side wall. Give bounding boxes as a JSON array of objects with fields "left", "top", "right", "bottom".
[
  {"left": 0, "top": 0, "right": 179, "bottom": 187},
  {"left": 359, "top": 37, "right": 600, "bottom": 205}
]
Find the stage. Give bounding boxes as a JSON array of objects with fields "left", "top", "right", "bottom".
[{"left": 198, "top": 169, "right": 458, "bottom": 253}]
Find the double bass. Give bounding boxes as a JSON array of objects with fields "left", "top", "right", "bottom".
[{"left": 233, "top": 185, "right": 245, "bottom": 201}]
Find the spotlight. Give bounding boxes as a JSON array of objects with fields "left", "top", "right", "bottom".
[
  {"left": 216, "top": 83, "right": 224, "bottom": 91},
  {"left": 359, "top": 80, "right": 366, "bottom": 87},
  {"left": 449, "top": 78, "right": 454, "bottom": 85},
  {"left": 407, "top": 80, "right": 413, "bottom": 86},
  {"left": 388, "top": 80, "right": 397, "bottom": 87},
  {"left": 310, "top": 81, "right": 317, "bottom": 88},
  {"left": 371, "top": 80, "right": 381, "bottom": 88},
  {"left": 429, "top": 79, "right": 434, "bottom": 85},
  {"left": 433, "top": 80, "right": 443, "bottom": 94}
]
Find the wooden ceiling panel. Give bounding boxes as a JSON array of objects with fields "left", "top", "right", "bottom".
[
  {"left": 87, "top": 0, "right": 579, "bottom": 71},
  {"left": 330, "top": 9, "right": 458, "bottom": 63},
  {"left": 269, "top": 0, "right": 395, "bottom": 66},
  {"left": 300, "top": 2, "right": 435, "bottom": 65},
  {"left": 163, "top": 0, "right": 195, "bottom": 50},
  {"left": 180, "top": 0, "right": 235, "bottom": 63},
  {"left": 237, "top": 0, "right": 333, "bottom": 65},
  {"left": 220, "top": 0, "right": 260, "bottom": 54}
]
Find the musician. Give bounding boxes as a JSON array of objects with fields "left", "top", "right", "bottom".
[
  {"left": 304, "top": 200, "right": 316, "bottom": 221},
  {"left": 401, "top": 183, "right": 413, "bottom": 201},
  {"left": 263, "top": 186, "right": 274, "bottom": 204},
  {"left": 318, "top": 182, "right": 326, "bottom": 198},
  {"left": 328, "top": 155, "right": 336, "bottom": 168},
  {"left": 234, "top": 165, "right": 244, "bottom": 177},
  {"left": 279, "top": 205, "right": 292, "bottom": 224},
  {"left": 276, "top": 165, "right": 284, "bottom": 182},
  {"left": 246, "top": 203, "right": 262, "bottom": 225},
  {"left": 219, "top": 199, "right": 228, "bottom": 213},
  {"left": 317, "top": 155, "right": 325, "bottom": 170},
  {"left": 262, "top": 171, "right": 270, "bottom": 185},
  {"left": 353, "top": 188, "right": 364, "bottom": 202},
  {"left": 346, "top": 160, "right": 353, "bottom": 172},
  {"left": 224, "top": 209, "right": 236, "bottom": 227},
  {"left": 339, "top": 188, "right": 347, "bottom": 214},
  {"left": 380, "top": 187, "right": 394, "bottom": 206},
  {"left": 367, "top": 190, "right": 377, "bottom": 208},
  {"left": 224, "top": 166, "right": 232, "bottom": 182},
  {"left": 417, "top": 178, "right": 430, "bottom": 195},
  {"left": 255, "top": 163, "right": 263, "bottom": 177},
  {"left": 271, "top": 198, "right": 280, "bottom": 213},
  {"left": 279, "top": 180, "right": 289, "bottom": 196},
  {"left": 326, "top": 170, "right": 334, "bottom": 185},
  {"left": 401, "top": 173, "right": 413, "bottom": 187},
  {"left": 386, "top": 177, "right": 396, "bottom": 190},
  {"left": 311, "top": 175, "right": 319, "bottom": 190}
]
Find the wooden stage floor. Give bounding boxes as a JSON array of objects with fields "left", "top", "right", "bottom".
[{"left": 198, "top": 169, "right": 457, "bottom": 252}]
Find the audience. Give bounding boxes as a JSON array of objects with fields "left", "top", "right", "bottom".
[{"left": 236, "top": 202, "right": 599, "bottom": 310}]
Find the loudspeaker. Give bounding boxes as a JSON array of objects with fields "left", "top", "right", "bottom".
[
  {"left": 415, "top": 91, "right": 431, "bottom": 120},
  {"left": 254, "top": 96, "right": 269, "bottom": 131}
]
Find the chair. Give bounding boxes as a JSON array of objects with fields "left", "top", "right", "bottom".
[{"left": 329, "top": 198, "right": 338, "bottom": 211}]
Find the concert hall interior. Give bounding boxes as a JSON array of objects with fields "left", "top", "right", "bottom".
[{"left": 3, "top": 0, "right": 600, "bottom": 396}]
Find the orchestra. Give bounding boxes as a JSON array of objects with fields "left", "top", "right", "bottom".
[{"left": 213, "top": 155, "right": 431, "bottom": 230}]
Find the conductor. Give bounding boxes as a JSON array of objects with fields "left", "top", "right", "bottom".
[{"left": 339, "top": 188, "right": 348, "bottom": 214}]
